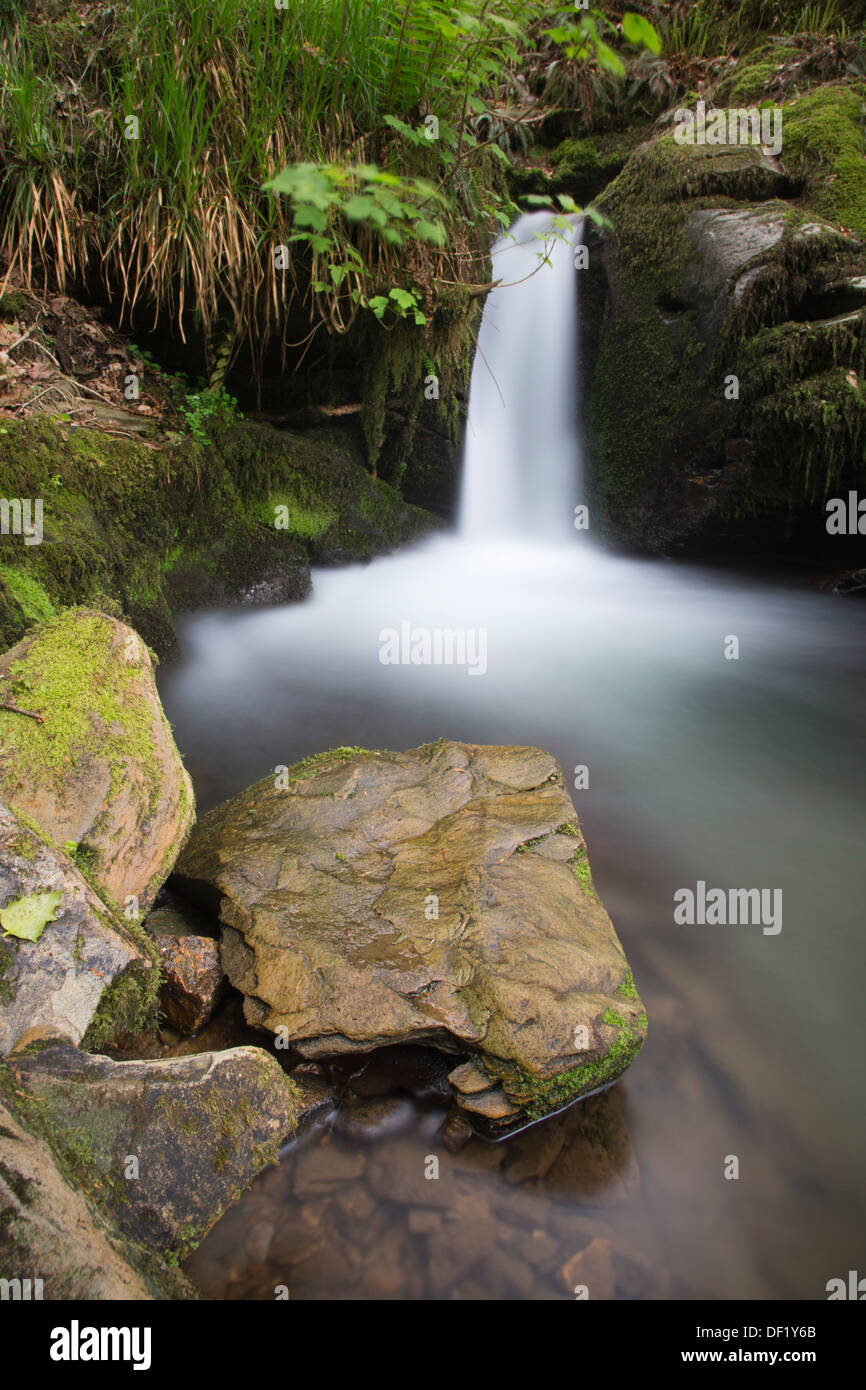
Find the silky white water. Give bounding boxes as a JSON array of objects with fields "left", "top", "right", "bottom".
[
  {"left": 161, "top": 214, "right": 866, "bottom": 1298},
  {"left": 460, "top": 212, "right": 582, "bottom": 539}
]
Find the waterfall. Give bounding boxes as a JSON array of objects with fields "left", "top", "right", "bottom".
[{"left": 458, "top": 211, "right": 583, "bottom": 541}]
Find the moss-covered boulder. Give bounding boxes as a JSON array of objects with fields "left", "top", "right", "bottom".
[
  {"left": 10, "top": 1041, "right": 299, "bottom": 1258},
  {"left": 0, "top": 609, "right": 194, "bottom": 916},
  {"left": 582, "top": 105, "right": 866, "bottom": 553},
  {"left": 0, "top": 412, "right": 440, "bottom": 656},
  {"left": 171, "top": 741, "right": 646, "bottom": 1136},
  {"left": 0, "top": 799, "right": 153, "bottom": 1055},
  {"left": 0, "top": 1067, "right": 196, "bottom": 1299}
]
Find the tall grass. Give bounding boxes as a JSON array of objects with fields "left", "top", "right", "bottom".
[{"left": 0, "top": 0, "right": 541, "bottom": 371}]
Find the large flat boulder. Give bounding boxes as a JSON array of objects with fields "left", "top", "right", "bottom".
[
  {"left": 10, "top": 1041, "right": 300, "bottom": 1256},
  {"left": 172, "top": 742, "right": 646, "bottom": 1132},
  {"left": 0, "top": 799, "right": 151, "bottom": 1055},
  {"left": 0, "top": 609, "right": 194, "bottom": 915}
]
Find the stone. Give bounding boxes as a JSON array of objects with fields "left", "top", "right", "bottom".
[
  {"left": 9, "top": 1041, "right": 299, "bottom": 1255},
  {"left": 334, "top": 1093, "right": 416, "bottom": 1144},
  {"left": 0, "top": 800, "right": 151, "bottom": 1055},
  {"left": 559, "top": 1236, "right": 616, "bottom": 1299},
  {"left": 0, "top": 610, "right": 194, "bottom": 913},
  {"left": 582, "top": 127, "right": 866, "bottom": 554},
  {"left": 440, "top": 1110, "right": 473, "bottom": 1152},
  {"left": 0, "top": 1064, "right": 194, "bottom": 1299},
  {"left": 293, "top": 1072, "right": 339, "bottom": 1130},
  {"left": 453, "top": 1085, "right": 520, "bottom": 1120},
  {"left": 543, "top": 1087, "right": 639, "bottom": 1207},
  {"left": 408, "top": 1208, "right": 442, "bottom": 1235},
  {"left": 145, "top": 903, "right": 224, "bottom": 1035},
  {"left": 173, "top": 741, "right": 647, "bottom": 1130},
  {"left": 292, "top": 1142, "right": 366, "bottom": 1197}
]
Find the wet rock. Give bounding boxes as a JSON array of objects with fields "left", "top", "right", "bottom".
[
  {"left": 335, "top": 1093, "right": 416, "bottom": 1144},
  {"left": 292, "top": 1141, "right": 366, "bottom": 1197},
  {"left": 519, "top": 1228, "right": 560, "bottom": 1268},
  {"left": 453, "top": 1085, "right": 521, "bottom": 1121},
  {"left": 583, "top": 126, "right": 866, "bottom": 555},
  {"left": 293, "top": 1073, "right": 339, "bottom": 1130},
  {"left": 173, "top": 741, "right": 646, "bottom": 1129},
  {"left": 332, "top": 1182, "right": 378, "bottom": 1226},
  {"left": 425, "top": 1216, "right": 499, "bottom": 1295},
  {"left": 0, "top": 610, "right": 194, "bottom": 914},
  {"left": 0, "top": 800, "right": 150, "bottom": 1055},
  {"left": 366, "top": 1138, "right": 458, "bottom": 1208},
  {"left": 502, "top": 1115, "right": 569, "bottom": 1184},
  {"left": 147, "top": 905, "right": 225, "bottom": 1034},
  {"left": 440, "top": 1110, "right": 474, "bottom": 1153},
  {"left": 0, "top": 1063, "right": 194, "bottom": 1298},
  {"left": 10, "top": 1041, "right": 299, "bottom": 1254},
  {"left": 559, "top": 1236, "right": 616, "bottom": 1299},
  {"left": 543, "top": 1088, "right": 639, "bottom": 1207},
  {"left": 408, "top": 1208, "right": 442, "bottom": 1235}
]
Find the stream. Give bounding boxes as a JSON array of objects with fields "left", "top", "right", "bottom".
[{"left": 158, "top": 215, "right": 866, "bottom": 1299}]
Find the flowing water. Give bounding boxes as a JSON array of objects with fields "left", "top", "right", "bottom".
[{"left": 161, "top": 214, "right": 866, "bottom": 1300}]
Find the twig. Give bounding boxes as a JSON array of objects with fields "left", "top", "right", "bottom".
[{"left": 0, "top": 701, "right": 43, "bottom": 723}]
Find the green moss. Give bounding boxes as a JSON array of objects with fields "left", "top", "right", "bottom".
[
  {"left": 571, "top": 843, "right": 601, "bottom": 902},
  {"left": 616, "top": 969, "right": 639, "bottom": 1000},
  {"left": 0, "top": 609, "right": 163, "bottom": 811},
  {"left": 782, "top": 83, "right": 866, "bottom": 236},
  {"left": 0, "top": 566, "right": 56, "bottom": 629},
  {"left": 0, "top": 939, "right": 16, "bottom": 1004},
  {"left": 514, "top": 1007, "right": 647, "bottom": 1122},
  {"left": 0, "top": 413, "right": 439, "bottom": 656},
  {"left": 80, "top": 961, "right": 161, "bottom": 1052}
]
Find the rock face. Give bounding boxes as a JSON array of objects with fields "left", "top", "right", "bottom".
[
  {"left": 10, "top": 1042, "right": 300, "bottom": 1255},
  {"left": 0, "top": 800, "right": 150, "bottom": 1055},
  {"left": 0, "top": 609, "right": 194, "bottom": 914},
  {"left": 144, "top": 899, "right": 224, "bottom": 1035},
  {"left": 173, "top": 742, "right": 646, "bottom": 1132},
  {"left": 581, "top": 112, "right": 866, "bottom": 554},
  {"left": 0, "top": 1064, "right": 194, "bottom": 1299}
]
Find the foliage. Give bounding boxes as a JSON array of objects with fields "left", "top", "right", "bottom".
[
  {"left": 0, "top": 1, "right": 657, "bottom": 373},
  {"left": 0, "top": 890, "right": 62, "bottom": 942}
]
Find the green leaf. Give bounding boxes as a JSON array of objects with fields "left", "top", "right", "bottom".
[
  {"left": 368, "top": 296, "right": 389, "bottom": 319},
  {"left": 0, "top": 890, "right": 63, "bottom": 942},
  {"left": 389, "top": 287, "right": 417, "bottom": 311},
  {"left": 622, "top": 12, "right": 661, "bottom": 54}
]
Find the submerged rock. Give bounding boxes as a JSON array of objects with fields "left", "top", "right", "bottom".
[
  {"left": 172, "top": 741, "right": 646, "bottom": 1131},
  {"left": 0, "top": 609, "right": 194, "bottom": 915},
  {"left": 0, "top": 800, "right": 151, "bottom": 1055},
  {"left": 10, "top": 1041, "right": 300, "bottom": 1255}
]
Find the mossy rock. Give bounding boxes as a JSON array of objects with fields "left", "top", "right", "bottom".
[
  {"left": 782, "top": 82, "right": 866, "bottom": 238},
  {"left": 0, "top": 609, "right": 194, "bottom": 916},
  {"left": 10, "top": 1041, "right": 299, "bottom": 1259},
  {"left": 0, "top": 799, "right": 155, "bottom": 1056},
  {"left": 582, "top": 123, "right": 866, "bottom": 554},
  {"left": 0, "top": 1064, "right": 197, "bottom": 1298},
  {"left": 0, "top": 413, "right": 440, "bottom": 656}
]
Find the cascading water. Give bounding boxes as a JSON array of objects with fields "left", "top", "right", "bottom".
[
  {"left": 161, "top": 216, "right": 866, "bottom": 1301},
  {"left": 459, "top": 211, "right": 582, "bottom": 540}
]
